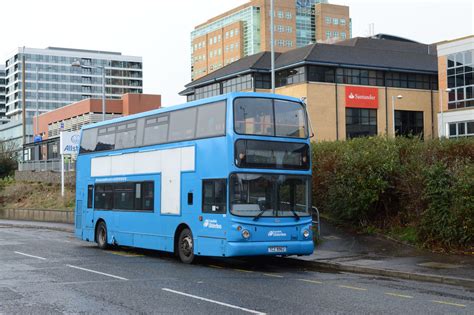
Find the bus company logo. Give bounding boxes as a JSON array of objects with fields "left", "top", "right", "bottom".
[
  {"left": 268, "top": 230, "right": 287, "bottom": 237},
  {"left": 203, "top": 219, "right": 222, "bottom": 229}
]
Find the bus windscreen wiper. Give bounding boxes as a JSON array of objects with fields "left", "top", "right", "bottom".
[
  {"left": 290, "top": 209, "right": 300, "bottom": 221},
  {"left": 253, "top": 208, "right": 272, "bottom": 221}
]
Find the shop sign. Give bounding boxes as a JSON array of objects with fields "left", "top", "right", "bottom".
[{"left": 345, "top": 86, "right": 379, "bottom": 109}]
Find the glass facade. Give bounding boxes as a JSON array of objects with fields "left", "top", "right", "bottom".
[
  {"left": 447, "top": 50, "right": 474, "bottom": 109},
  {"left": 0, "top": 47, "right": 143, "bottom": 146},
  {"left": 295, "top": 0, "right": 327, "bottom": 47}
]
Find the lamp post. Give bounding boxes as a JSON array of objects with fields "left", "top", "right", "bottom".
[
  {"left": 71, "top": 60, "right": 106, "bottom": 121},
  {"left": 439, "top": 88, "right": 452, "bottom": 137},
  {"left": 392, "top": 94, "right": 403, "bottom": 136},
  {"left": 270, "top": 0, "right": 275, "bottom": 94}
]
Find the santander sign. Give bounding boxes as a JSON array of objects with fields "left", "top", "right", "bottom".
[{"left": 345, "top": 86, "right": 379, "bottom": 109}]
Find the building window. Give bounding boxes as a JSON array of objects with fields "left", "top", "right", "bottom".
[
  {"left": 307, "top": 66, "right": 335, "bottom": 83},
  {"left": 286, "top": 26, "right": 293, "bottom": 33},
  {"left": 334, "top": 31, "right": 339, "bottom": 38},
  {"left": 223, "top": 74, "right": 252, "bottom": 93},
  {"left": 333, "top": 18, "right": 339, "bottom": 25},
  {"left": 346, "top": 108, "right": 377, "bottom": 139},
  {"left": 276, "top": 66, "right": 305, "bottom": 87},
  {"left": 225, "top": 31, "right": 229, "bottom": 39},
  {"left": 325, "top": 16, "right": 331, "bottom": 24},
  {"left": 449, "top": 121, "right": 474, "bottom": 138},
  {"left": 230, "top": 29, "right": 234, "bottom": 37},
  {"left": 326, "top": 31, "right": 331, "bottom": 39},
  {"left": 277, "top": 10, "right": 283, "bottom": 18},
  {"left": 235, "top": 28, "right": 239, "bottom": 36},
  {"left": 341, "top": 32, "right": 347, "bottom": 40},
  {"left": 285, "top": 11, "right": 292, "bottom": 19},
  {"left": 395, "top": 110, "right": 424, "bottom": 138},
  {"left": 447, "top": 49, "right": 474, "bottom": 109},
  {"left": 340, "top": 18, "right": 346, "bottom": 25}
]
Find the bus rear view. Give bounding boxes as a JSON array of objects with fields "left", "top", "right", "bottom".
[{"left": 74, "top": 92, "right": 314, "bottom": 263}]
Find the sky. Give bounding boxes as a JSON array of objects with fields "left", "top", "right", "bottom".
[{"left": 1, "top": 0, "right": 472, "bottom": 106}]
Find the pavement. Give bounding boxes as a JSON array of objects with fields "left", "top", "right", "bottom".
[
  {"left": 0, "top": 224, "right": 473, "bottom": 314},
  {"left": 0, "top": 218, "right": 473, "bottom": 289}
]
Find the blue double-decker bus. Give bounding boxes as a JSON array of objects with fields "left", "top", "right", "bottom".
[{"left": 75, "top": 92, "right": 314, "bottom": 263}]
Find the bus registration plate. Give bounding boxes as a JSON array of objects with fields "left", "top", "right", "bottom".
[{"left": 268, "top": 246, "right": 287, "bottom": 253}]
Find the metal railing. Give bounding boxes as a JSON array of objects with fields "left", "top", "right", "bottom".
[{"left": 18, "top": 159, "right": 76, "bottom": 172}]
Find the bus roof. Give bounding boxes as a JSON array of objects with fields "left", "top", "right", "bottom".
[{"left": 81, "top": 92, "right": 303, "bottom": 130}]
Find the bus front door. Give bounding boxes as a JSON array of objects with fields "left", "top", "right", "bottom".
[{"left": 199, "top": 179, "right": 227, "bottom": 256}]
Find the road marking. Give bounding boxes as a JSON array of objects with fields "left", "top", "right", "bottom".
[
  {"left": 431, "top": 300, "right": 466, "bottom": 308},
  {"left": 338, "top": 285, "right": 367, "bottom": 291},
  {"left": 208, "top": 264, "right": 224, "bottom": 269},
  {"left": 14, "top": 251, "right": 47, "bottom": 260},
  {"left": 233, "top": 268, "right": 253, "bottom": 273},
  {"left": 162, "top": 288, "right": 265, "bottom": 314},
  {"left": 298, "top": 279, "right": 323, "bottom": 284},
  {"left": 385, "top": 292, "right": 413, "bottom": 299},
  {"left": 263, "top": 273, "right": 283, "bottom": 278},
  {"left": 66, "top": 264, "right": 128, "bottom": 281},
  {"left": 107, "top": 250, "right": 144, "bottom": 257}
]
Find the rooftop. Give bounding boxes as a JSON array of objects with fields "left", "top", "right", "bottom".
[{"left": 184, "top": 36, "right": 438, "bottom": 91}]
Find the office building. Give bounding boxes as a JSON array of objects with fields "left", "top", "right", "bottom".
[
  {"left": 0, "top": 66, "right": 6, "bottom": 124},
  {"left": 181, "top": 35, "right": 439, "bottom": 141},
  {"left": 0, "top": 47, "right": 143, "bottom": 152},
  {"left": 24, "top": 93, "right": 161, "bottom": 162},
  {"left": 436, "top": 35, "right": 474, "bottom": 138},
  {"left": 190, "top": 0, "right": 350, "bottom": 80}
]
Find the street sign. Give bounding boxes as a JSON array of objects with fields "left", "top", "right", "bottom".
[{"left": 59, "top": 131, "right": 80, "bottom": 155}]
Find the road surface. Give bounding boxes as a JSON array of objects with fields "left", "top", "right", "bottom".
[{"left": 0, "top": 226, "right": 472, "bottom": 314}]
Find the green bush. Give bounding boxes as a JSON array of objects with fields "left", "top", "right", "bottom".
[{"left": 312, "top": 136, "right": 474, "bottom": 252}]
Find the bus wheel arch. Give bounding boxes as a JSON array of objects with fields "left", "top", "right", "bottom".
[
  {"left": 95, "top": 219, "right": 109, "bottom": 250},
  {"left": 174, "top": 224, "right": 195, "bottom": 264}
]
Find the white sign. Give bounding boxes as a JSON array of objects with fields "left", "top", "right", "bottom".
[{"left": 60, "top": 131, "right": 81, "bottom": 155}]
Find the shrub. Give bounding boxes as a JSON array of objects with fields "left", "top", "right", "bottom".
[{"left": 311, "top": 136, "right": 474, "bottom": 251}]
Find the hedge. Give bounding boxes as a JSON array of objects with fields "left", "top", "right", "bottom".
[{"left": 311, "top": 136, "right": 474, "bottom": 251}]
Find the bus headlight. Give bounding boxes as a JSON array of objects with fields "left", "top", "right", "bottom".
[
  {"left": 242, "top": 229, "right": 251, "bottom": 239},
  {"left": 303, "top": 229, "right": 310, "bottom": 239}
]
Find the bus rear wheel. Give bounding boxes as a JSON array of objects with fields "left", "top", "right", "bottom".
[
  {"left": 178, "top": 228, "right": 194, "bottom": 264},
  {"left": 96, "top": 221, "right": 109, "bottom": 250}
]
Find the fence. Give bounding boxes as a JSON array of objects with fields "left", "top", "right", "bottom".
[{"left": 18, "top": 159, "right": 76, "bottom": 172}]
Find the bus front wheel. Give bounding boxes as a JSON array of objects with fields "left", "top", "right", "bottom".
[
  {"left": 96, "top": 221, "right": 109, "bottom": 250},
  {"left": 178, "top": 228, "right": 194, "bottom": 264}
]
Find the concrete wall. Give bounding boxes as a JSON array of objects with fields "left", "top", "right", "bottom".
[
  {"left": 0, "top": 208, "right": 74, "bottom": 224},
  {"left": 15, "top": 170, "right": 76, "bottom": 185}
]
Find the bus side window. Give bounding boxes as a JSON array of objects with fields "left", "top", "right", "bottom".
[
  {"left": 87, "top": 185, "right": 93, "bottom": 208},
  {"left": 202, "top": 179, "right": 226, "bottom": 214}
]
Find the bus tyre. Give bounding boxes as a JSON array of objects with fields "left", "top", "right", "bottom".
[
  {"left": 178, "top": 228, "right": 194, "bottom": 264},
  {"left": 96, "top": 221, "right": 109, "bottom": 250}
]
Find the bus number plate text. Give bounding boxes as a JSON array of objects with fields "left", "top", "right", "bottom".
[{"left": 268, "top": 246, "right": 287, "bottom": 253}]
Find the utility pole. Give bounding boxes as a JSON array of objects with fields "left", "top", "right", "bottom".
[{"left": 270, "top": 0, "right": 275, "bottom": 94}]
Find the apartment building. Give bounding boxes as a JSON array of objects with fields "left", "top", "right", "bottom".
[{"left": 190, "top": 0, "right": 350, "bottom": 80}]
